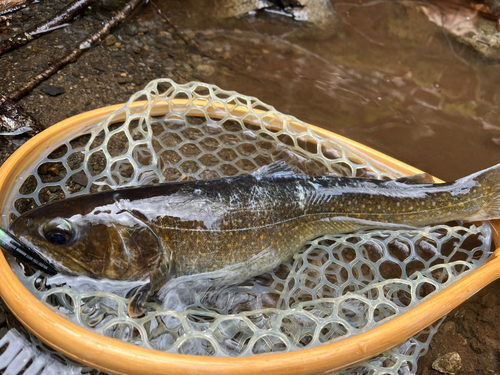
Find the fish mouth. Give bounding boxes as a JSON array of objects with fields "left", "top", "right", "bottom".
[
  {"left": 0, "top": 229, "right": 58, "bottom": 276},
  {"left": 15, "top": 236, "right": 93, "bottom": 276}
]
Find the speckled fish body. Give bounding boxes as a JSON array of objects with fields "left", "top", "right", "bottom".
[{"left": 9, "top": 162, "right": 500, "bottom": 294}]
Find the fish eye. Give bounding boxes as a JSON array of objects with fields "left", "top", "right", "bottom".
[{"left": 43, "top": 218, "right": 74, "bottom": 245}]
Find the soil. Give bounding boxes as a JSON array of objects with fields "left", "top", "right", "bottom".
[
  {"left": 0, "top": 0, "right": 500, "bottom": 374},
  {"left": 419, "top": 285, "right": 500, "bottom": 375}
]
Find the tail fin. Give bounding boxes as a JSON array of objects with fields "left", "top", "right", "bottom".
[{"left": 465, "top": 163, "right": 500, "bottom": 221}]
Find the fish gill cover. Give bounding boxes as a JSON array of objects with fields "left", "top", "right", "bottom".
[{"left": 0, "top": 79, "right": 493, "bottom": 374}]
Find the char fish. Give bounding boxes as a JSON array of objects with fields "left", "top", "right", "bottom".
[{"left": 9, "top": 161, "right": 500, "bottom": 316}]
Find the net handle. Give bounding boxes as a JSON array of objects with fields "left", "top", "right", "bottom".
[{"left": 0, "top": 102, "right": 496, "bottom": 375}]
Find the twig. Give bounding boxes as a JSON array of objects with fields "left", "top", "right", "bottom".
[
  {"left": 5, "top": 0, "right": 145, "bottom": 102},
  {"left": 0, "top": 0, "right": 98, "bottom": 55}
]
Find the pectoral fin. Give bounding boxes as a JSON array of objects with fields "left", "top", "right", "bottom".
[
  {"left": 127, "top": 257, "right": 177, "bottom": 318},
  {"left": 128, "top": 282, "right": 151, "bottom": 318},
  {"left": 150, "top": 256, "right": 176, "bottom": 293}
]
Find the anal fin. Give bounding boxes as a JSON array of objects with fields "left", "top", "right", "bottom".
[{"left": 322, "top": 216, "right": 417, "bottom": 234}]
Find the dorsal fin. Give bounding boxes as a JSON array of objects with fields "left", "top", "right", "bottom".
[
  {"left": 252, "top": 160, "right": 307, "bottom": 177},
  {"left": 395, "top": 173, "right": 435, "bottom": 185}
]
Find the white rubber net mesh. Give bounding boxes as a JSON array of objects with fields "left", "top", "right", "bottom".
[{"left": 0, "top": 79, "right": 493, "bottom": 374}]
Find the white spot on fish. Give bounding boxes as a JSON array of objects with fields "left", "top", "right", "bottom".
[{"left": 307, "top": 181, "right": 322, "bottom": 190}]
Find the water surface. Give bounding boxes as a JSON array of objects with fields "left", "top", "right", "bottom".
[{"left": 164, "top": 0, "right": 500, "bottom": 181}]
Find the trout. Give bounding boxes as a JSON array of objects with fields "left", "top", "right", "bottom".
[{"left": 9, "top": 161, "right": 500, "bottom": 316}]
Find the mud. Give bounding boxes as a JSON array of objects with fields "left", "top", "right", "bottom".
[{"left": 0, "top": 0, "right": 500, "bottom": 374}]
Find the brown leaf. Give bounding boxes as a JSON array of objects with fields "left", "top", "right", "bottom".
[{"left": 421, "top": 3, "right": 479, "bottom": 36}]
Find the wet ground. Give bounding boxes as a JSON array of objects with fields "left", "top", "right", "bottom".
[{"left": 0, "top": 0, "right": 500, "bottom": 374}]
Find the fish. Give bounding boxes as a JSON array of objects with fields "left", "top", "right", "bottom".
[{"left": 8, "top": 161, "right": 500, "bottom": 316}]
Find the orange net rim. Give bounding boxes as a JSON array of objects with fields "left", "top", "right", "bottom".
[{"left": 0, "top": 101, "right": 498, "bottom": 375}]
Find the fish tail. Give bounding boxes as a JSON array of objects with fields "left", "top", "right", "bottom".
[{"left": 465, "top": 163, "right": 500, "bottom": 221}]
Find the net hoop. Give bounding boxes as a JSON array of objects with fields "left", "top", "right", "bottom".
[{"left": 0, "top": 99, "right": 499, "bottom": 374}]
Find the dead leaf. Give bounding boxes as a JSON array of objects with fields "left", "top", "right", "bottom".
[{"left": 421, "top": 3, "right": 479, "bottom": 36}]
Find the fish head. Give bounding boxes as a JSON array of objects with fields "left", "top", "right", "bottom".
[{"left": 9, "top": 194, "right": 161, "bottom": 280}]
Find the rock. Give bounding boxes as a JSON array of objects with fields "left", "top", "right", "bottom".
[
  {"left": 217, "top": 0, "right": 269, "bottom": 18},
  {"left": 479, "top": 308, "right": 495, "bottom": 323},
  {"left": 38, "top": 163, "right": 49, "bottom": 174},
  {"left": 432, "top": 352, "right": 462, "bottom": 374},
  {"left": 288, "top": 0, "right": 342, "bottom": 38},
  {"left": 117, "top": 76, "right": 134, "bottom": 84},
  {"left": 124, "top": 25, "right": 137, "bottom": 36},
  {"left": 41, "top": 85, "right": 65, "bottom": 96},
  {"left": 184, "top": 30, "right": 195, "bottom": 40},
  {"left": 196, "top": 64, "right": 215, "bottom": 76},
  {"left": 104, "top": 35, "right": 117, "bottom": 46},
  {"left": 480, "top": 292, "right": 497, "bottom": 308},
  {"left": 159, "top": 31, "right": 173, "bottom": 40},
  {"left": 191, "top": 54, "right": 202, "bottom": 66},
  {"left": 47, "top": 166, "right": 60, "bottom": 176},
  {"left": 439, "top": 321, "right": 457, "bottom": 334},
  {"left": 90, "top": 62, "right": 107, "bottom": 72},
  {"left": 218, "top": 0, "right": 341, "bottom": 37},
  {"left": 71, "top": 171, "right": 88, "bottom": 186}
]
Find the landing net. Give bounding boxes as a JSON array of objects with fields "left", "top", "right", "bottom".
[{"left": 1, "top": 79, "right": 493, "bottom": 374}]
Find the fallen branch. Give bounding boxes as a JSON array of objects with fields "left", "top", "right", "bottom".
[
  {"left": 0, "top": 0, "right": 25, "bottom": 15},
  {"left": 5, "top": 0, "right": 145, "bottom": 102},
  {"left": 0, "top": 0, "right": 98, "bottom": 55}
]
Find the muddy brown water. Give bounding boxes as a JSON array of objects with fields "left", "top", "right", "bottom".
[
  {"left": 0, "top": 0, "right": 499, "bottom": 374},
  {"left": 169, "top": 0, "right": 500, "bottom": 182}
]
